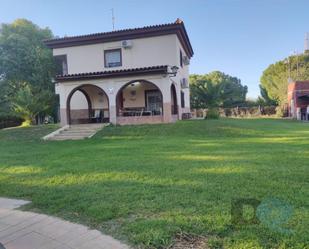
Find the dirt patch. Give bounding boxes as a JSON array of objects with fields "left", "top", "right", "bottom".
[{"left": 168, "top": 233, "right": 209, "bottom": 249}]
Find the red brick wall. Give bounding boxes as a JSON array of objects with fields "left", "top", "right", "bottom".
[
  {"left": 287, "top": 81, "right": 309, "bottom": 117},
  {"left": 288, "top": 82, "right": 309, "bottom": 107}
]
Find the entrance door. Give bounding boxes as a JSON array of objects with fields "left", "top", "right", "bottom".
[{"left": 145, "top": 90, "right": 162, "bottom": 115}]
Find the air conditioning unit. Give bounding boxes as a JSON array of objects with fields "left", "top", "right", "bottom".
[
  {"left": 183, "top": 55, "right": 190, "bottom": 65},
  {"left": 121, "top": 40, "right": 133, "bottom": 49},
  {"left": 180, "top": 78, "right": 189, "bottom": 89}
]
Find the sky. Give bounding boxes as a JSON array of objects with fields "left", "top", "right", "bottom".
[{"left": 1, "top": 0, "right": 309, "bottom": 98}]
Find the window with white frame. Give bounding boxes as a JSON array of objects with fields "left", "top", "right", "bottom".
[
  {"left": 104, "top": 49, "right": 122, "bottom": 68},
  {"left": 54, "top": 55, "right": 68, "bottom": 75}
]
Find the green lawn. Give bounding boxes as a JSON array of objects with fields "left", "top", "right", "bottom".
[{"left": 0, "top": 119, "right": 308, "bottom": 249}]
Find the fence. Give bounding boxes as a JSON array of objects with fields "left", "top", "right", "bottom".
[
  {"left": 191, "top": 106, "right": 277, "bottom": 119},
  {"left": 0, "top": 118, "right": 23, "bottom": 129}
]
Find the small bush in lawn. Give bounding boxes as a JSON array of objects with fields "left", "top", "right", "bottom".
[
  {"left": 208, "top": 236, "right": 223, "bottom": 249},
  {"left": 206, "top": 108, "right": 220, "bottom": 119}
]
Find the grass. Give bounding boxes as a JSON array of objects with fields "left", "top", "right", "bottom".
[{"left": 0, "top": 119, "right": 308, "bottom": 249}]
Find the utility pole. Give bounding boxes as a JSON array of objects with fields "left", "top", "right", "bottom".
[
  {"left": 111, "top": 8, "right": 115, "bottom": 31},
  {"left": 285, "top": 57, "right": 292, "bottom": 83},
  {"left": 292, "top": 50, "right": 300, "bottom": 80},
  {"left": 305, "top": 32, "right": 309, "bottom": 53},
  {"left": 296, "top": 50, "right": 299, "bottom": 80}
]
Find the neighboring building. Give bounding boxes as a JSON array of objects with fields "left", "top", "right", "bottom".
[
  {"left": 287, "top": 81, "right": 309, "bottom": 120},
  {"left": 44, "top": 19, "right": 194, "bottom": 126}
]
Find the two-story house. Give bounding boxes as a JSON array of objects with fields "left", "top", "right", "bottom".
[{"left": 44, "top": 19, "right": 194, "bottom": 126}]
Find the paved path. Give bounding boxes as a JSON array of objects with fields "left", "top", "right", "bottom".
[{"left": 0, "top": 198, "right": 129, "bottom": 249}]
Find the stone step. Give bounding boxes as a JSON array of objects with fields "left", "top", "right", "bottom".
[
  {"left": 54, "top": 133, "right": 89, "bottom": 137},
  {"left": 70, "top": 124, "right": 104, "bottom": 128},
  {"left": 60, "top": 130, "right": 95, "bottom": 135},
  {"left": 52, "top": 135, "right": 88, "bottom": 140},
  {"left": 56, "top": 135, "right": 92, "bottom": 139},
  {"left": 66, "top": 127, "right": 102, "bottom": 131},
  {"left": 58, "top": 134, "right": 93, "bottom": 138},
  {"left": 44, "top": 123, "right": 107, "bottom": 141},
  {"left": 54, "top": 133, "right": 90, "bottom": 137},
  {"left": 64, "top": 129, "right": 98, "bottom": 133}
]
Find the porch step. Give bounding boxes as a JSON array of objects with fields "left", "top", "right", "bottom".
[
  {"left": 60, "top": 131, "right": 96, "bottom": 136},
  {"left": 44, "top": 123, "right": 107, "bottom": 141}
]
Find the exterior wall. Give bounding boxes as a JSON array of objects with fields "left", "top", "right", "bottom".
[
  {"left": 66, "top": 85, "right": 110, "bottom": 124},
  {"left": 287, "top": 81, "right": 309, "bottom": 119},
  {"left": 53, "top": 32, "right": 193, "bottom": 125},
  {"left": 82, "top": 85, "right": 109, "bottom": 110},
  {"left": 121, "top": 82, "right": 157, "bottom": 108},
  {"left": 172, "top": 114, "right": 178, "bottom": 122},
  {"left": 70, "top": 91, "right": 88, "bottom": 110},
  {"left": 56, "top": 74, "right": 175, "bottom": 126},
  {"left": 70, "top": 109, "right": 89, "bottom": 120},
  {"left": 117, "top": 116, "right": 163, "bottom": 125},
  {"left": 172, "top": 37, "right": 190, "bottom": 119},
  {"left": 53, "top": 35, "right": 178, "bottom": 74}
]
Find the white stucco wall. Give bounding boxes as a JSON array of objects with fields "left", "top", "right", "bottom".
[
  {"left": 82, "top": 85, "right": 108, "bottom": 109},
  {"left": 121, "top": 82, "right": 157, "bottom": 108},
  {"left": 53, "top": 35, "right": 179, "bottom": 74},
  {"left": 169, "top": 38, "right": 191, "bottom": 114},
  {"left": 56, "top": 74, "right": 174, "bottom": 125},
  {"left": 53, "top": 32, "right": 193, "bottom": 125},
  {"left": 70, "top": 91, "right": 88, "bottom": 110}
]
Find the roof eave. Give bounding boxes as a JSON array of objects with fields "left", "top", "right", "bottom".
[
  {"left": 55, "top": 66, "right": 169, "bottom": 82},
  {"left": 44, "top": 23, "right": 194, "bottom": 58}
]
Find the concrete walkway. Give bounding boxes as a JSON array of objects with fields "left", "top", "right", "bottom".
[{"left": 0, "top": 198, "right": 129, "bottom": 249}]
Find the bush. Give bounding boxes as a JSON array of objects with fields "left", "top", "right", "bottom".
[
  {"left": 206, "top": 108, "right": 220, "bottom": 119},
  {"left": 275, "top": 105, "right": 288, "bottom": 117}
]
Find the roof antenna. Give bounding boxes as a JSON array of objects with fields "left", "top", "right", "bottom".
[{"left": 111, "top": 8, "right": 115, "bottom": 31}]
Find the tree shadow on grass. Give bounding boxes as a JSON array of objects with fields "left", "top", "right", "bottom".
[{"left": 0, "top": 163, "right": 307, "bottom": 248}]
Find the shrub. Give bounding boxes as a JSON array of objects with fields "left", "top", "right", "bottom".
[
  {"left": 275, "top": 105, "right": 287, "bottom": 117},
  {"left": 206, "top": 108, "right": 220, "bottom": 119}
]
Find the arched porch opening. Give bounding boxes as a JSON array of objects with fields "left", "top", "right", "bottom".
[
  {"left": 66, "top": 84, "right": 109, "bottom": 125},
  {"left": 171, "top": 83, "right": 178, "bottom": 115},
  {"left": 116, "top": 80, "right": 164, "bottom": 124}
]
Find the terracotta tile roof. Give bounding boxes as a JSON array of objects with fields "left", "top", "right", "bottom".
[
  {"left": 44, "top": 19, "right": 193, "bottom": 58},
  {"left": 55, "top": 65, "right": 169, "bottom": 82}
]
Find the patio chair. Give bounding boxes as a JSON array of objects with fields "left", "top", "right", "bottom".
[{"left": 91, "top": 109, "right": 103, "bottom": 123}]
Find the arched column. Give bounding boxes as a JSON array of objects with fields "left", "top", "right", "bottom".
[
  {"left": 159, "top": 79, "right": 173, "bottom": 123},
  {"left": 114, "top": 79, "right": 165, "bottom": 125},
  {"left": 108, "top": 91, "right": 117, "bottom": 124},
  {"left": 66, "top": 84, "right": 109, "bottom": 125}
]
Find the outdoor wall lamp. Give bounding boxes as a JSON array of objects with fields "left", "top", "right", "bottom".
[{"left": 168, "top": 66, "right": 179, "bottom": 77}]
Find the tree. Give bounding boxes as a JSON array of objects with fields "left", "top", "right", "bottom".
[
  {"left": 0, "top": 19, "right": 56, "bottom": 124},
  {"left": 260, "top": 54, "right": 309, "bottom": 107},
  {"left": 256, "top": 85, "right": 278, "bottom": 106},
  {"left": 190, "top": 71, "right": 248, "bottom": 109},
  {"left": 190, "top": 78, "right": 224, "bottom": 108},
  {"left": 11, "top": 84, "right": 51, "bottom": 125}
]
